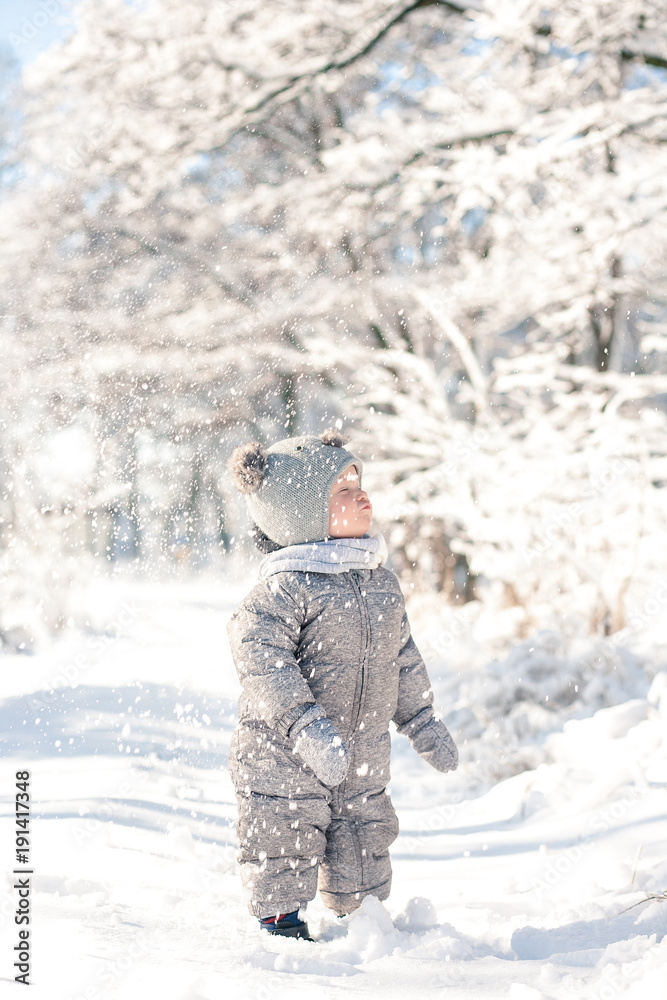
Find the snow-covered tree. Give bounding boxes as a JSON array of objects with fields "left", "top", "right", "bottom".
[
  {"left": 1, "top": 0, "right": 667, "bottom": 640},
  {"left": 320, "top": 328, "right": 667, "bottom": 634}
]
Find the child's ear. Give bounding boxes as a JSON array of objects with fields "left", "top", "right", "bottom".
[
  {"left": 228, "top": 441, "right": 268, "bottom": 494},
  {"left": 321, "top": 427, "right": 350, "bottom": 447}
]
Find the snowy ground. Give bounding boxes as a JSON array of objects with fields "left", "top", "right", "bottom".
[{"left": 1, "top": 571, "right": 666, "bottom": 999}]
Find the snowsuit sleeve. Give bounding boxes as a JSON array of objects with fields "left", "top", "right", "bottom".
[
  {"left": 392, "top": 608, "right": 458, "bottom": 773},
  {"left": 226, "top": 576, "right": 316, "bottom": 734}
]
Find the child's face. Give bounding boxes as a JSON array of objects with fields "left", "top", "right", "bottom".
[{"left": 328, "top": 465, "right": 372, "bottom": 538}]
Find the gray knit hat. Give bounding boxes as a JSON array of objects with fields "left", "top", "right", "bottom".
[{"left": 228, "top": 428, "right": 363, "bottom": 547}]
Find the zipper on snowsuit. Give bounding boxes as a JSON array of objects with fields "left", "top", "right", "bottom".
[
  {"left": 343, "top": 569, "right": 372, "bottom": 888},
  {"left": 348, "top": 569, "right": 372, "bottom": 737}
]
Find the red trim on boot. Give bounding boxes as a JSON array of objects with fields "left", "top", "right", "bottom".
[{"left": 260, "top": 912, "right": 288, "bottom": 926}]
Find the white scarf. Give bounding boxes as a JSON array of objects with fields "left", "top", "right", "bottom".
[{"left": 258, "top": 526, "right": 389, "bottom": 580}]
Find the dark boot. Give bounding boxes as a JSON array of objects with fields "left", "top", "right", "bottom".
[{"left": 259, "top": 910, "right": 313, "bottom": 941}]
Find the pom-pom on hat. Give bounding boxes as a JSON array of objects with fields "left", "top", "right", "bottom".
[{"left": 228, "top": 428, "right": 363, "bottom": 547}]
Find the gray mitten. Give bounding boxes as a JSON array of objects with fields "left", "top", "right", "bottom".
[
  {"left": 398, "top": 709, "right": 458, "bottom": 773},
  {"left": 290, "top": 706, "right": 350, "bottom": 786}
]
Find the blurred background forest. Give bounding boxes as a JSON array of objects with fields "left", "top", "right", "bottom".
[{"left": 1, "top": 0, "right": 667, "bottom": 651}]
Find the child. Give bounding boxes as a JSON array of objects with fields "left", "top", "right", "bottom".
[{"left": 226, "top": 428, "right": 458, "bottom": 940}]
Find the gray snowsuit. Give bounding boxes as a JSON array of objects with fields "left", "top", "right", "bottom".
[{"left": 226, "top": 562, "right": 458, "bottom": 917}]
